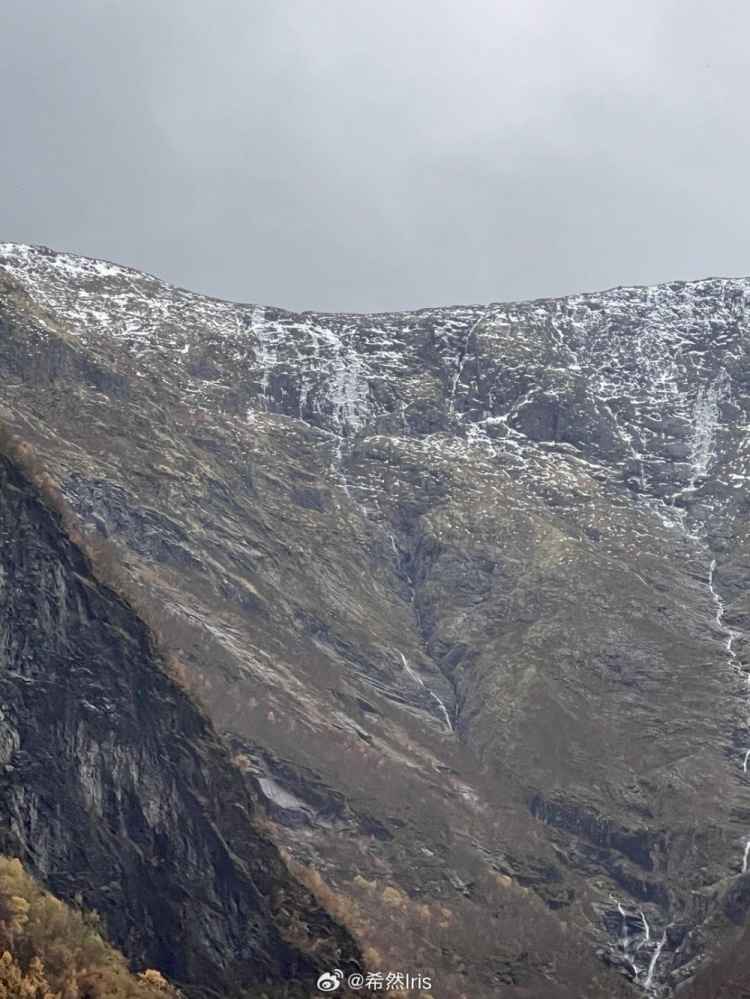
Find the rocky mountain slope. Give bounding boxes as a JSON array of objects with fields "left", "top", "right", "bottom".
[
  {"left": 0, "top": 435, "right": 361, "bottom": 997},
  {"left": 2, "top": 242, "right": 750, "bottom": 996}
]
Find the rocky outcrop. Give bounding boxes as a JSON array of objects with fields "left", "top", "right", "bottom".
[{"left": 0, "top": 452, "right": 360, "bottom": 997}]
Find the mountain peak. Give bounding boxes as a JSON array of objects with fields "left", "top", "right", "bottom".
[{"left": 3, "top": 242, "right": 750, "bottom": 996}]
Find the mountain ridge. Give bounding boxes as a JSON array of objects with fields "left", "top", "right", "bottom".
[
  {"left": 4, "top": 238, "right": 749, "bottom": 313},
  {"left": 2, "top": 240, "right": 750, "bottom": 996}
]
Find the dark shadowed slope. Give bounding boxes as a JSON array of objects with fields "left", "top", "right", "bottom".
[{"left": 0, "top": 441, "right": 360, "bottom": 997}]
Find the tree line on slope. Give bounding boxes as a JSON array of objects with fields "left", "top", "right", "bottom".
[{"left": 0, "top": 855, "right": 178, "bottom": 999}]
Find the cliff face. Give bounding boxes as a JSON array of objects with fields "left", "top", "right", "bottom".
[
  {"left": 3, "top": 241, "right": 750, "bottom": 996},
  {"left": 0, "top": 451, "right": 359, "bottom": 997}
]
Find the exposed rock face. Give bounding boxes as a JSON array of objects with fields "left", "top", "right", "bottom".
[
  {"left": 3, "top": 241, "right": 750, "bottom": 995},
  {"left": 0, "top": 452, "right": 359, "bottom": 997}
]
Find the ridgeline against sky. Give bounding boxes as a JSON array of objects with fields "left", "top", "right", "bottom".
[{"left": 1, "top": 0, "right": 749, "bottom": 313}]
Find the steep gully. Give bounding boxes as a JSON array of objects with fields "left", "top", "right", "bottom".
[
  {"left": 387, "top": 308, "right": 488, "bottom": 737},
  {"left": 252, "top": 315, "right": 461, "bottom": 736}
]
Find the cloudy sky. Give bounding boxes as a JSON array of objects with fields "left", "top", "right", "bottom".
[{"left": 1, "top": 1, "right": 748, "bottom": 312}]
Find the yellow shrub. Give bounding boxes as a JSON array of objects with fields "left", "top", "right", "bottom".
[{"left": 0, "top": 856, "right": 179, "bottom": 998}]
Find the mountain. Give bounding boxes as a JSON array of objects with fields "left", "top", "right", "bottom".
[{"left": 1, "top": 242, "right": 750, "bottom": 997}]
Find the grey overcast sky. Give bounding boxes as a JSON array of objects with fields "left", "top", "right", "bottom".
[{"left": 1, "top": 1, "right": 748, "bottom": 313}]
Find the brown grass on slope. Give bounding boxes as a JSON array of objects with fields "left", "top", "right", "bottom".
[{"left": 0, "top": 855, "right": 178, "bottom": 999}]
